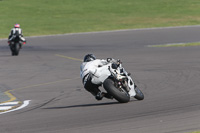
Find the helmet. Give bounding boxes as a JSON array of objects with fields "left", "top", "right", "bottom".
[
  {"left": 14, "top": 24, "right": 20, "bottom": 28},
  {"left": 83, "top": 54, "right": 96, "bottom": 62}
]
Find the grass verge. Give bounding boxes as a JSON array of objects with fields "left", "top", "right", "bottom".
[
  {"left": 149, "top": 42, "right": 200, "bottom": 47},
  {"left": 0, "top": 0, "right": 200, "bottom": 38}
]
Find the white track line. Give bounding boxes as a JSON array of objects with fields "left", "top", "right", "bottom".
[
  {"left": 0, "top": 100, "right": 30, "bottom": 114},
  {"left": 0, "top": 101, "right": 19, "bottom": 105},
  {"left": 1, "top": 25, "right": 200, "bottom": 40},
  {"left": 26, "top": 25, "right": 200, "bottom": 38},
  {"left": 0, "top": 106, "right": 13, "bottom": 110},
  {"left": 0, "top": 101, "right": 20, "bottom": 110}
]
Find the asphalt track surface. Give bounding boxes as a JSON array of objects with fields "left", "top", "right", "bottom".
[{"left": 0, "top": 26, "right": 200, "bottom": 133}]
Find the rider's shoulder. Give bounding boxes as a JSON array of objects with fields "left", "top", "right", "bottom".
[
  {"left": 82, "top": 59, "right": 103, "bottom": 65},
  {"left": 94, "top": 59, "right": 102, "bottom": 62}
]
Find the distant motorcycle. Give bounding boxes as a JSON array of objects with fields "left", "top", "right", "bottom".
[
  {"left": 8, "top": 35, "right": 26, "bottom": 56},
  {"left": 92, "top": 59, "right": 144, "bottom": 103}
]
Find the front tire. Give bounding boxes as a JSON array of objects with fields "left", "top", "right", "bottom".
[
  {"left": 103, "top": 78, "right": 130, "bottom": 103},
  {"left": 134, "top": 86, "right": 144, "bottom": 100}
]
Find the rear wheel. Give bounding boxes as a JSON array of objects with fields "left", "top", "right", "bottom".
[
  {"left": 10, "top": 45, "right": 15, "bottom": 56},
  {"left": 14, "top": 43, "right": 20, "bottom": 56},
  {"left": 10, "top": 43, "right": 20, "bottom": 56},
  {"left": 103, "top": 78, "right": 130, "bottom": 103}
]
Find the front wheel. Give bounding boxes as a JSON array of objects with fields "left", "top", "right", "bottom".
[
  {"left": 134, "top": 86, "right": 144, "bottom": 100},
  {"left": 103, "top": 78, "right": 130, "bottom": 103}
]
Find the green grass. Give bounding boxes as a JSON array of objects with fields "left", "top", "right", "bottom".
[
  {"left": 0, "top": 0, "right": 200, "bottom": 38},
  {"left": 149, "top": 42, "right": 200, "bottom": 47}
]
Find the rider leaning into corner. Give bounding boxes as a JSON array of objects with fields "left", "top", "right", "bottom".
[
  {"left": 8, "top": 24, "right": 26, "bottom": 47},
  {"left": 80, "top": 54, "right": 136, "bottom": 101}
]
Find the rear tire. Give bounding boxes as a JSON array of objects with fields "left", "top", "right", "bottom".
[
  {"left": 103, "top": 78, "right": 130, "bottom": 103},
  {"left": 10, "top": 43, "right": 20, "bottom": 56},
  {"left": 14, "top": 43, "right": 20, "bottom": 56}
]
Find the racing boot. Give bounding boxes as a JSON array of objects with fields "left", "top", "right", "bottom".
[
  {"left": 95, "top": 92, "right": 113, "bottom": 100},
  {"left": 95, "top": 92, "right": 104, "bottom": 100},
  {"left": 103, "top": 92, "right": 113, "bottom": 100}
]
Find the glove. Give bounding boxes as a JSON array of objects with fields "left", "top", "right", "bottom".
[{"left": 117, "top": 59, "right": 121, "bottom": 64}]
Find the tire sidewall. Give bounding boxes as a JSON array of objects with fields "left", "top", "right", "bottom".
[
  {"left": 134, "top": 87, "right": 144, "bottom": 100},
  {"left": 103, "top": 78, "right": 130, "bottom": 103}
]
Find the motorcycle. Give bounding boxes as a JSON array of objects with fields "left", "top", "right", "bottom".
[
  {"left": 8, "top": 35, "right": 25, "bottom": 56},
  {"left": 91, "top": 59, "right": 144, "bottom": 103}
]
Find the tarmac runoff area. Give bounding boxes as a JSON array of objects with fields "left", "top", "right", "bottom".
[
  {"left": 0, "top": 26, "right": 200, "bottom": 132},
  {"left": 0, "top": 90, "right": 24, "bottom": 113}
]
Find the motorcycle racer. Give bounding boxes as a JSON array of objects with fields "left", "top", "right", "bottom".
[
  {"left": 80, "top": 54, "right": 143, "bottom": 102},
  {"left": 80, "top": 54, "right": 115, "bottom": 100},
  {"left": 8, "top": 24, "right": 26, "bottom": 47}
]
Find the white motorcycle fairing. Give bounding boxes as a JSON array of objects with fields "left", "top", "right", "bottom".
[{"left": 91, "top": 63, "right": 136, "bottom": 97}]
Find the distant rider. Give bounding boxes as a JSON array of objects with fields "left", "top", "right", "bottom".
[
  {"left": 8, "top": 24, "right": 26, "bottom": 47},
  {"left": 80, "top": 54, "right": 120, "bottom": 100}
]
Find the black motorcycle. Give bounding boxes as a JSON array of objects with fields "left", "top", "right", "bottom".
[{"left": 9, "top": 35, "right": 25, "bottom": 56}]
